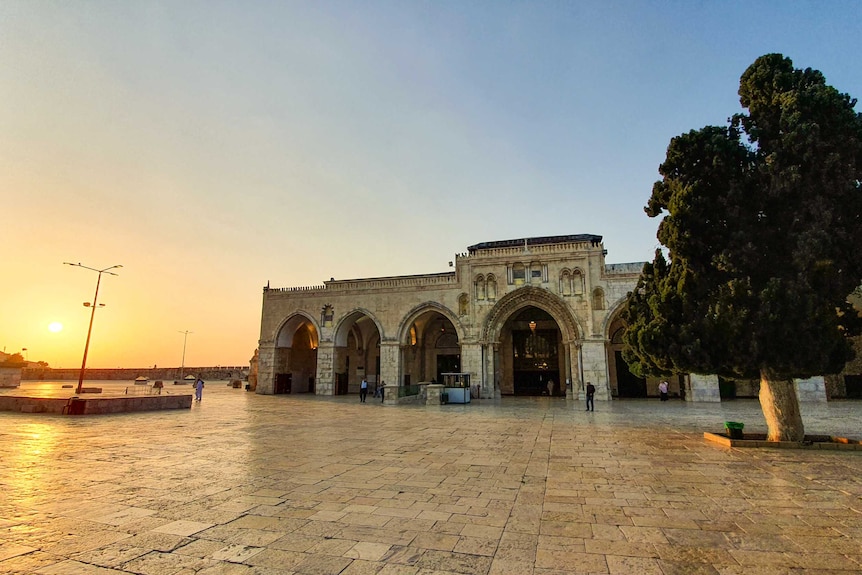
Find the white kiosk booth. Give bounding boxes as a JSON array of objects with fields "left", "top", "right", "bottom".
[{"left": 442, "top": 372, "right": 471, "bottom": 404}]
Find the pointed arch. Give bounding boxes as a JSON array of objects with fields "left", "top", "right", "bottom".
[
  {"left": 483, "top": 286, "right": 582, "bottom": 344},
  {"left": 592, "top": 287, "right": 606, "bottom": 310},
  {"left": 332, "top": 308, "right": 385, "bottom": 347},
  {"left": 275, "top": 312, "right": 321, "bottom": 348},
  {"left": 397, "top": 302, "right": 463, "bottom": 346}
]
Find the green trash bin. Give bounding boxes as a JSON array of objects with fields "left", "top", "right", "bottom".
[{"left": 725, "top": 421, "right": 744, "bottom": 439}]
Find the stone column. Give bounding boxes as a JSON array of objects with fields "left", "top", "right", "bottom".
[
  {"left": 689, "top": 373, "right": 720, "bottom": 402},
  {"left": 491, "top": 343, "right": 502, "bottom": 399},
  {"left": 315, "top": 343, "right": 335, "bottom": 395},
  {"left": 380, "top": 341, "right": 401, "bottom": 404},
  {"left": 564, "top": 342, "right": 576, "bottom": 400},
  {"left": 425, "top": 383, "right": 444, "bottom": 405},
  {"left": 480, "top": 343, "right": 498, "bottom": 399},
  {"left": 256, "top": 342, "right": 276, "bottom": 395},
  {"left": 580, "top": 339, "right": 610, "bottom": 400},
  {"left": 795, "top": 376, "right": 827, "bottom": 402},
  {"left": 460, "top": 342, "right": 482, "bottom": 398}
]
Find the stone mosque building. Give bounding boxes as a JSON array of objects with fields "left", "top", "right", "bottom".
[{"left": 256, "top": 234, "right": 828, "bottom": 404}]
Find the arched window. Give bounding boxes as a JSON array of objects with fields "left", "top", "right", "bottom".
[
  {"left": 573, "top": 269, "right": 584, "bottom": 295},
  {"left": 475, "top": 275, "right": 486, "bottom": 300},
  {"left": 486, "top": 274, "right": 497, "bottom": 300},
  {"left": 592, "top": 287, "right": 605, "bottom": 310},
  {"left": 560, "top": 270, "right": 572, "bottom": 295}
]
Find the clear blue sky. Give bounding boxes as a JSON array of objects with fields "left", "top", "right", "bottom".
[{"left": 2, "top": 1, "right": 861, "bottom": 367}]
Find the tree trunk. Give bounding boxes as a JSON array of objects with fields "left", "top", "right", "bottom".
[{"left": 759, "top": 369, "right": 805, "bottom": 442}]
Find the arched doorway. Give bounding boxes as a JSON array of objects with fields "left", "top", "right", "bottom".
[
  {"left": 503, "top": 307, "right": 563, "bottom": 396},
  {"left": 400, "top": 308, "right": 459, "bottom": 386},
  {"left": 606, "top": 316, "right": 646, "bottom": 398},
  {"left": 483, "top": 286, "right": 581, "bottom": 398},
  {"left": 332, "top": 311, "right": 382, "bottom": 395},
  {"left": 273, "top": 314, "right": 320, "bottom": 394}
]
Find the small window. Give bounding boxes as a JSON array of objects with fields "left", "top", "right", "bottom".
[
  {"left": 487, "top": 274, "right": 497, "bottom": 300},
  {"left": 592, "top": 287, "right": 605, "bottom": 310},
  {"left": 560, "top": 270, "right": 572, "bottom": 295},
  {"left": 573, "top": 270, "right": 584, "bottom": 294}
]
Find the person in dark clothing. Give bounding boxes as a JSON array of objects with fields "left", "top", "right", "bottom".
[{"left": 585, "top": 381, "right": 595, "bottom": 412}]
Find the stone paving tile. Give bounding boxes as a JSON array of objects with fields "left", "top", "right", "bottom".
[{"left": 3, "top": 383, "right": 862, "bottom": 574}]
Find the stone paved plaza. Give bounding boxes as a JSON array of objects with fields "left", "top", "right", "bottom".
[{"left": 2, "top": 382, "right": 862, "bottom": 575}]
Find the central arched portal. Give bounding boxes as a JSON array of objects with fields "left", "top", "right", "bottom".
[{"left": 501, "top": 306, "right": 564, "bottom": 396}]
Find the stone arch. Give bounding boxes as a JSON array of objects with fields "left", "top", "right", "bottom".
[
  {"left": 602, "top": 300, "right": 647, "bottom": 398},
  {"left": 331, "top": 308, "right": 384, "bottom": 396},
  {"left": 275, "top": 312, "right": 320, "bottom": 348},
  {"left": 483, "top": 286, "right": 582, "bottom": 344},
  {"left": 272, "top": 312, "right": 321, "bottom": 394},
  {"left": 600, "top": 297, "right": 630, "bottom": 340},
  {"left": 333, "top": 308, "right": 385, "bottom": 347},
  {"left": 397, "top": 302, "right": 463, "bottom": 346}
]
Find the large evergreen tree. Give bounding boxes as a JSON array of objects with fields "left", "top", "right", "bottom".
[{"left": 622, "top": 54, "right": 862, "bottom": 441}]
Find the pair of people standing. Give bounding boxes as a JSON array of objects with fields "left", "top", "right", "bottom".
[
  {"left": 194, "top": 376, "right": 204, "bottom": 401},
  {"left": 359, "top": 379, "right": 384, "bottom": 403}
]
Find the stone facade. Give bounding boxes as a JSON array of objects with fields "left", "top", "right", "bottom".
[
  {"left": 257, "top": 235, "right": 832, "bottom": 404},
  {"left": 259, "top": 235, "right": 653, "bottom": 403}
]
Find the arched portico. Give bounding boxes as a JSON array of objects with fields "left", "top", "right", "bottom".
[
  {"left": 483, "top": 287, "right": 583, "bottom": 397},
  {"left": 604, "top": 307, "right": 647, "bottom": 398},
  {"left": 397, "top": 303, "right": 463, "bottom": 387},
  {"left": 330, "top": 309, "right": 384, "bottom": 395},
  {"left": 271, "top": 312, "right": 320, "bottom": 394}
]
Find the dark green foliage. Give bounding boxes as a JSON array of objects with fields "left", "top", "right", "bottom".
[{"left": 623, "top": 54, "right": 862, "bottom": 381}]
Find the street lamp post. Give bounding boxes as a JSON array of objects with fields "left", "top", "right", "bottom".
[
  {"left": 178, "top": 330, "right": 193, "bottom": 381},
  {"left": 64, "top": 262, "right": 122, "bottom": 395}
]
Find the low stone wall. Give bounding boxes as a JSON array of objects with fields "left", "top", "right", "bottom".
[
  {"left": 0, "top": 367, "right": 21, "bottom": 388},
  {"left": 0, "top": 396, "right": 68, "bottom": 413},
  {"left": 0, "top": 394, "right": 193, "bottom": 415},
  {"left": 22, "top": 367, "right": 248, "bottom": 381}
]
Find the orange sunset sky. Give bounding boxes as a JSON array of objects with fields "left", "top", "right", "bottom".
[{"left": 3, "top": 2, "right": 860, "bottom": 369}]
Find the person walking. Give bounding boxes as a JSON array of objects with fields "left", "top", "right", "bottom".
[
  {"left": 585, "top": 381, "right": 595, "bottom": 412},
  {"left": 194, "top": 375, "right": 205, "bottom": 401},
  {"left": 379, "top": 381, "right": 386, "bottom": 403},
  {"left": 659, "top": 380, "right": 669, "bottom": 402},
  {"left": 359, "top": 378, "right": 368, "bottom": 403}
]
